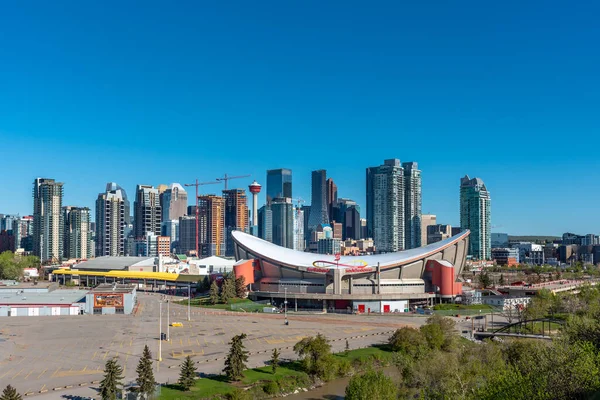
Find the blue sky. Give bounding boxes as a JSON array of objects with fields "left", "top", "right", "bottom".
[{"left": 1, "top": 1, "right": 599, "bottom": 235}]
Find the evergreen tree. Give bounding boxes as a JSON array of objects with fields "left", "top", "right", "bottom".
[
  {"left": 223, "top": 333, "right": 249, "bottom": 381},
  {"left": 202, "top": 275, "right": 210, "bottom": 291},
  {"left": 209, "top": 280, "right": 220, "bottom": 304},
  {"left": 235, "top": 276, "right": 246, "bottom": 298},
  {"left": 271, "top": 348, "right": 280, "bottom": 374},
  {"left": 221, "top": 276, "right": 236, "bottom": 303},
  {"left": 178, "top": 355, "right": 197, "bottom": 391},
  {"left": 499, "top": 274, "right": 505, "bottom": 286},
  {"left": 136, "top": 345, "right": 156, "bottom": 399},
  {"left": 99, "top": 358, "right": 124, "bottom": 400},
  {"left": 0, "top": 385, "right": 23, "bottom": 400},
  {"left": 345, "top": 339, "right": 350, "bottom": 353}
]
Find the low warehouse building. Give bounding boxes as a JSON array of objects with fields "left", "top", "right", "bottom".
[
  {"left": 0, "top": 289, "right": 85, "bottom": 317},
  {"left": 85, "top": 283, "right": 137, "bottom": 315}
]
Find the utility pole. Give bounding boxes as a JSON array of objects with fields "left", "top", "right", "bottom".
[
  {"left": 167, "top": 299, "right": 170, "bottom": 342},
  {"left": 284, "top": 287, "right": 288, "bottom": 325},
  {"left": 188, "top": 284, "right": 191, "bottom": 321},
  {"left": 183, "top": 179, "right": 219, "bottom": 257},
  {"left": 158, "top": 301, "right": 162, "bottom": 362},
  {"left": 216, "top": 173, "right": 251, "bottom": 190}
]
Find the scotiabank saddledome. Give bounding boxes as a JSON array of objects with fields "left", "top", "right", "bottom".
[{"left": 232, "top": 230, "right": 470, "bottom": 312}]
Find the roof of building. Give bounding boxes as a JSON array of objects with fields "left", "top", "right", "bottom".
[
  {"left": 51, "top": 269, "right": 198, "bottom": 282},
  {"left": 232, "top": 230, "right": 471, "bottom": 270},
  {"left": 75, "top": 257, "right": 155, "bottom": 271},
  {"left": 191, "top": 256, "right": 236, "bottom": 267},
  {"left": 89, "top": 283, "right": 136, "bottom": 294},
  {"left": 0, "top": 289, "right": 85, "bottom": 306}
]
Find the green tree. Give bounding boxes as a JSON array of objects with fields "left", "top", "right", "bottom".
[
  {"left": 419, "top": 323, "right": 444, "bottom": 351},
  {"left": 271, "top": 348, "right": 280, "bottom": 374},
  {"left": 136, "top": 345, "right": 155, "bottom": 399},
  {"left": 0, "top": 251, "right": 28, "bottom": 280},
  {"left": 345, "top": 369, "right": 398, "bottom": 400},
  {"left": 293, "top": 333, "right": 331, "bottom": 377},
  {"left": 221, "top": 276, "right": 236, "bottom": 303},
  {"left": 223, "top": 334, "right": 249, "bottom": 381},
  {"left": 0, "top": 385, "right": 23, "bottom": 400},
  {"left": 499, "top": 273, "right": 505, "bottom": 286},
  {"left": 388, "top": 327, "right": 427, "bottom": 356},
  {"left": 178, "top": 355, "right": 197, "bottom": 390},
  {"left": 99, "top": 358, "right": 124, "bottom": 400},
  {"left": 235, "top": 275, "right": 246, "bottom": 298},
  {"left": 209, "top": 280, "right": 220, "bottom": 304},
  {"left": 478, "top": 270, "right": 492, "bottom": 288}
]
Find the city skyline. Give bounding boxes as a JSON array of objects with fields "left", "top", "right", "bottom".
[{"left": 2, "top": 2, "right": 600, "bottom": 235}]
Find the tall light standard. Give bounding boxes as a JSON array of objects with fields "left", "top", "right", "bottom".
[
  {"left": 284, "top": 287, "right": 288, "bottom": 325},
  {"left": 188, "top": 284, "right": 191, "bottom": 321},
  {"left": 167, "top": 299, "right": 170, "bottom": 342},
  {"left": 158, "top": 301, "right": 163, "bottom": 362}
]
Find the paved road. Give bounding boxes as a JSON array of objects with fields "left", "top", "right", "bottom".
[{"left": 1, "top": 293, "right": 423, "bottom": 399}]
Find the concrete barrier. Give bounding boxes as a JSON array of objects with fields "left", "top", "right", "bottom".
[
  {"left": 65, "top": 385, "right": 73, "bottom": 389},
  {"left": 79, "top": 383, "right": 88, "bottom": 386},
  {"left": 52, "top": 387, "right": 62, "bottom": 391},
  {"left": 91, "top": 380, "right": 100, "bottom": 384},
  {"left": 39, "top": 390, "right": 48, "bottom": 394},
  {"left": 24, "top": 392, "right": 35, "bottom": 396}
]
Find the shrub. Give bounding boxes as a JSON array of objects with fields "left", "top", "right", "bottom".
[{"left": 263, "top": 380, "right": 279, "bottom": 395}]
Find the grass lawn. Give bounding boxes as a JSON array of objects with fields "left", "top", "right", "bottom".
[{"left": 177, "top": 296, "right": 255, "bottom": 311}]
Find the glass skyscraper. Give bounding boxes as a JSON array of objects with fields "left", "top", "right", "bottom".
[
  {"left": 307, "top": 170, "right": 329, "bottom": 236},
  {"left": 460, "top": 175, "right": 491, "bottom": 260},
  {"left": 33, "top": 178, "right": 64, "bottom": 263},
  {"left": 266, "top": 168, "right": 292, "bottom": 203},
  {"left": 366, "top": 159, "right": 422, "bottom": 253}
]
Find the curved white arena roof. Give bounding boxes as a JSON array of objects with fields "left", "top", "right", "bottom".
[{"left": 232, "top": 230, "right": 470, "bottom": 270}]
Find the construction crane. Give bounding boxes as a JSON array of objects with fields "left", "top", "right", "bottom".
[
  {"left": 216, "top": 173, "right": 251, "bottom": 190},
  {"left": 183, "top": 179, "right": 220, "bottom": 257},
  {"left": 291, "top": 197, "right": 305, "bottom": 217}
]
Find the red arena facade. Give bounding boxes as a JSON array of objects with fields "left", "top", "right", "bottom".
[{"left": 232, "top": 230, "right": 470, "bottom": 313}]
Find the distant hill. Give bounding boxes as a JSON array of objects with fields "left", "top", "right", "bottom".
[{"left": 508, "top": 236, "right": 561, "bottom": 243}]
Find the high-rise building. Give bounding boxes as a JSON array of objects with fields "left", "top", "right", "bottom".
[
  {"left": 360, "top": 218, "right": 368, "bottom": 240},
  {"left": 33, "top": 178, "right": 64, "bottom": 263},
  {"left": 160, "top": 183, "right": 188, "bottom": 222},
  {"left": 326, "top": 178, "right": 338, "bottom": 225},
  {"left": 307, "top": 170, "right": 329, "bottom": 235},
  {"left": 266, "top": 168, "right": 292, "bottom": 203},
  {"left": 178, "top": 216, "right": 196, "bottom": 255},
  {"left": 258, "top": 205, "right": 273, "bottom": 243},
  {"left": 161, "top": 219, "right": 179, "bottom": 250},
  {"left": 133, "top": 185, "right": 161, "bottom": 239},
  {"left": 96, "top": 183, "right": 128, "bottom": 257},
  {"left": 293, "top": 206, "right": 305, "bottom": 251},
  {"left": 271, "top": 197, "right": 294, "bottom": 249},
  {"left": 366, "top": 159, "right": 422, "bottom": 252},
  {"left": 223, "top": 189, "right": 248, "bottom": 256},
  {"left": 420, "top": 214, "right": 437, "bottom": 247},
  {"left": 427, "top": 224, "right": 452, "bottom": 245},
  {"left": 64, "top": 207, "right": 92, "bottom": 259},
  {"left": 344, "top": 206, "right": 361, "bottom": 240},
  {"left": 12, "top": 216, "right": 33, "bottom": 252},
  {"left": 460, "top": 175, "right": 491, "bottom": 260},
  {"left": 0, "top": 214, "right": 19, "bottom": 233},
  {"left": 198, "top": 195, "right": 225, "bottom": 257},
  {"left": 302, "top": 205, "right": 311, "bottom": 244},
  {"left": 366, "top": 160, "right": 404, "bottom": 253},
  {"left": 336, "top": 198, "right": 359, "bottom": 239},
  {"left": 248, "top": 181, "right": 262, "bottom": 236},
  {"left": 403, "top": 162, "right": 422, "bottom": 249}
]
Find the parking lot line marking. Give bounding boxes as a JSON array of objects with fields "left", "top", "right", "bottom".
[
  {"left": 120, "top": 341, "right": 124, "bottom": 349},
  {"left": 24, "top": 369, "right": 34, "bottom": 379},
  {"left": 40, "top": 384, "right": 46, "bottom": 392},
  {"left": 12, "top": 368, "right": 24, "bottom": 379},
  {"left": 103, "top": 351, "right": 110, "bottom": 360},
  {"left": 91, "top": 351, "right": 97, "bottom": 360},
  {"left": 51, "top": 367, "right": 61, "bottom": 377},
  {"left": 82, "top": 366, "right": 87, "bottom": 372},
  {"left": 0, "top": 369, "right": 13, "bottom": 379},
  {"left": 37, "top": 369, "right": 47, "bottom": 379},
  {"left": 196, "top": 338, "right": 200, "bottom": 346}
]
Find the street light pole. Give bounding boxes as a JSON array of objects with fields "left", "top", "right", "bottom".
[
  {"left": 188, "top": 284, "right": 191, "bottom": 321},
  {"left": 158, "top": 301, "right": 162, "bottom": 362},
  {"left": 284, "top": 287, "right": 288, "bottom": 325},
  {"left": 167, "top": 300, "right": 170, "bottom": 342}
]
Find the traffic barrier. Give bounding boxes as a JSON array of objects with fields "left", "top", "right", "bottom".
[
  {"left": 79, "top": 383, "right": 87, "bottom": 386},
  {"left": 65, "top": 385, "right": 73, "bottom": 389},
  {"left": 39, "top": 390, "right": 48, "bottom": 394},
  {"left": 24, "top": 392, "right": 34, "bottom": 396},
  {"left": 91, "top": 380, "right": 100, "bottom": 384},
  {"left": 52, "top": 387, "right": 62, "bottom": 391}
]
